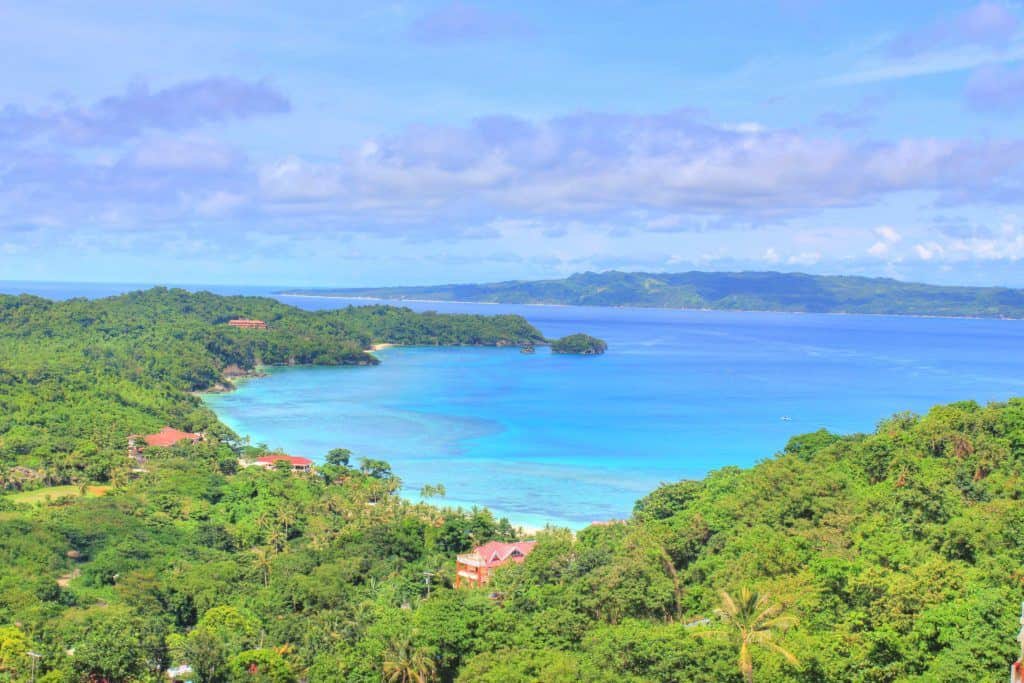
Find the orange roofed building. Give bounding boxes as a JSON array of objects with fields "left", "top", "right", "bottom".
[
  {"left": 128, "top": 427, "right": 203, "bottom": 461},
  {"left": 456, "top": 540, "right": 536, "bottom": 588},
  {"left": 228, "top": 319, "right": 267, "bottom": 329},
  {"left": 254, "top": 454, "right": 313, "bottom": 473}
]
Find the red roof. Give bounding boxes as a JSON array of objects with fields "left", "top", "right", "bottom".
[
  {"left": 141, "top": 427, "right": 201, "bottom": 448},
  {"left": 257, "top": 454, "right": 313, "bottom": 466},
  {"left": 471, "top": 541, "right": 536, "bottom": 568}
]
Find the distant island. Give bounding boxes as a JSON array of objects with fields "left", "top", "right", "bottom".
[
  {"left": 551, "top": 333, "right": 607, "bottom": 355},
  {"left": 282, "top": 270, "right": 1024, "bottom": 318}
]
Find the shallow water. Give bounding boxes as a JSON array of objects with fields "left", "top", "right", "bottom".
[
  {"left": 204, "top": 297, "right": 1024, "bottom": 528},
  {"left": 6, "top": 281, "right": 1022, "bottom": 528}
]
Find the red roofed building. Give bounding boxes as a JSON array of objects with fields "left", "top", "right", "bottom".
[
  {"left": 456, "top": 540, "right": 536, "bottom": 588},
  {"left": 255, "top": 454, "right": 313, "bottom": 473},
  {"left": 228, "top": 319, "right": 267, "bottom": 330},
  {"left": 128, "top": 427, "right": 203, "bottom": 461}
]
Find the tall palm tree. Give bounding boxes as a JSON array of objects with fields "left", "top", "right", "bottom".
[
  {"left": 252, "top": 546, "right": 273, "bottom": 587},
  {"left": 255, "top": 507, "right": 276, "bottom": 534},
  {"left": 267, "top": 528, "right": 287, "bottom": 553},
  {"left": 382, "top": 636, "right": 436, "bottom": 683},
  {"left": 696, "top": 587, "right": 798, "bottom": 683},
  {"left": 277, "top": 503, "right": 299, "bottom": 538},
  {"left": 109, "top": 466, "right": 130, "bottom": 490}
]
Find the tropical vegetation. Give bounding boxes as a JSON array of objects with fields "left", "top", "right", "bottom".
[
  {"left": 550, "top": 333, "right": 608, "bottom": 355},
  {"left": 0, "top": 288, "right": 545, "bottom": 485},
  {"left": 0, "top": 289, "right": 1022, "bottom": 681}
]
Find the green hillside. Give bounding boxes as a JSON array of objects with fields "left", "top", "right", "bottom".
[
  {"left": 2, "top": 394, "right": 1024, "bottom": 681},
  {"left": 1, "top": 287, "right": 1023, "bottom": 681},
  {"left": 0, "top": 288, "right": 546, "bottom": 483},
  {"left": 286, "top": 270, "right": 1024, "bottom": 318}
]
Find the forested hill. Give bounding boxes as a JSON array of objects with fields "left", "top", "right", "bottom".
[
  {"left": 3, "top": 392, "right": 1024, "bottom": 680},
  {"left": 0, "top": 287, "right": 545, "bottom": 482},
  {"left": 285, "top": 270, "right": 1024, "bottom": 318}
]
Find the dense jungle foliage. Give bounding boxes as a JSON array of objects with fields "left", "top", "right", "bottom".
[
  {"left": 2, "top": 289, "right": 1023, "bottom": 681},
  {"left": 2, "top": 399, "right": 1024, "bottom": 681},
  {"left": 291, "top": 269, "right": 1024, "bottom": 317},
  {"left": 0, "top": 288, "right": 545, "bottom": 485}
]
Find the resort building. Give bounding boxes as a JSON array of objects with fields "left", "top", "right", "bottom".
[
  {"left": 252, "top": 454, "right": 314, "bottom": 473},
  {"left": 128, "top": 427, "right": 203, "bottom": 461},
  {"left": 456, "top": 540, "right": 536, "bottom": 588},
  {"left": 228, "top": 318, "right": 268, "bottom": 329}
]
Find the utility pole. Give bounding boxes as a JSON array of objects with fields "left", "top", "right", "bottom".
[
  {"left": 423, "top": 571, "right": 435, "bottom": 599},
  {"left": 27, "top": 651, "right": 41, "bottom": 683}
]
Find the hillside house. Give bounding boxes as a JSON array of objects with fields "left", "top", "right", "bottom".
[
  {"left": 456, "top": 540, "right": 536, "bottom": 588},
  {"left": 252, "top": 454, "right": 314, "bottom": 473},
  {"left": 228, "top": 319, "right": 268, "bottom": 329},
  {"left": 128, "top": 427, "right": 203, "bottom": 462}
]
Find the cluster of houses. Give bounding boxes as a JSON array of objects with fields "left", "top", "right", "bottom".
[
  {"left": 128, "top": 429, "right": 544, "bottom": 588},
  {"left": 129, "top": 430, "right": 543, "bottom": 593},
  {"left": 127, "top": 427, "right": 312, "bottom": 474}
]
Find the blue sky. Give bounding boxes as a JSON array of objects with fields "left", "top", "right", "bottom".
[{"left": 3, "top": 1, "right": 1024, "bottom": 286}]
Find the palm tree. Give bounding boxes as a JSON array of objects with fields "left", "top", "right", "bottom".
[
  {"left": 255, "top": 507, "right": 276, "bottom": 534},
  {"left": 252, "top": 546, "right": 273, "bottom": 587},
  {"left": 382, "top": 636, "right": 436, "bottom": 683},
  {"left": 277, "top": 503, "right": 299, "bottom": 538},
  {"left": 109, "top": 466, "right": 130, "bottom": 490},
  {"left": 267, "top": 528, "right": 287, "bottom": 553},
  {"left": 696, "top": 587, "right": 798, "bottom": 683}
]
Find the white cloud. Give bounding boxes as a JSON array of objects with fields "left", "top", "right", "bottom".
[
  {"left": 915, "top": 242, "right": 945, "bottom": 260},
  {"left": 874, "top": 224, "right": 902, "bottom": 243},
  {"left": 250, "top": 112, "right": 1024, "bottom": 221},
  {"left": 763, "top": 247, "right": 781, "bottom": 264},
  {"left": 868, "top": 241, "right": 890, "bottom": 257}
]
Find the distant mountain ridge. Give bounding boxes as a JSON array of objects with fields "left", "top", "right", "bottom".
[{"left": 282, "top": 270, "right": 1024, "bottom": 318}]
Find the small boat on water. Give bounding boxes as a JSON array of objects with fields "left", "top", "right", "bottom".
[
  {"left": 520, "top": 343, "right": 535, "bottom": 354},
  {"left": 780, "top": 416, "right": 792, "bottom": 422}
]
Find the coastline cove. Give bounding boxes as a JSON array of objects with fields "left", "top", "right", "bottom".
[{"left": 203, "top": 296, "right": 1024, "bottom": 529}]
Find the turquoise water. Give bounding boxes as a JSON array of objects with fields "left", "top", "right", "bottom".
[
  {"left": 6, "top": 281, "right": 1022, "bottom": 529},
  {"left": 205, "top": 298, "right": 1024, "bottom": 529}
]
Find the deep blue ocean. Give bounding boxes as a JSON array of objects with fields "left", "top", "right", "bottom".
[{"left": 6, "top": 281, "right": 1024, "bottom": 529}]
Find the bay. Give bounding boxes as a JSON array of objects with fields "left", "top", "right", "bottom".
[
  {"left": 6, "top": 281, "right": 1024, "bottom": 529},
  {"left": 207, "top": 295, "right": 1024, "bottom": 529}
]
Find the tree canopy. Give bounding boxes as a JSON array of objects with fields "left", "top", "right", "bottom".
[
  {"left": 0, "top": 398, "right": 1021, "bottom": 680},
  {"left": 0, "top": 288, "right": 545, "bottom": 485},
  {"left": 1, "top": 289, "right": 1022, "bottom": 681}
]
